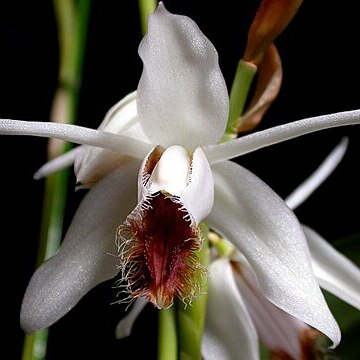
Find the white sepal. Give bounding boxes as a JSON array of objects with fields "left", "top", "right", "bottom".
[
  {"left": 137, "top": 3, "right": 229, "bottom": 150},
  {"left": 20, "top": 163, "right": 139, "bottom": 333},
  {"left": 209, "top": 161, "right": 341, "bottom": 347},
  {"left": 286, "top": 138, "right": 348, "bottom": 210},
  {"left": 304, "top": 225, "right": 360, "bottom": 310}
]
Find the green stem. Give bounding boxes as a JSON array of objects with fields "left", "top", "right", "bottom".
[
  {"left": 22, "top": 331, "right": 48, "bottom": 360},
  {"left": 158, "top": 308, "right": 178, "bottom": 360},
  {"left": 38, "top": 171, "right": 70, "bottom": 263},
  {"left": 177, "top": 227, "right": 210, "bottom": 360},
  {"left": 208, "top": 231, "right": 235, "bottom": 257},
  {"left": 69, "top": 0, "right": 91, "bottom": 118},
  {"left": 138, "top": 0, "right": 157, "bottom": 35},
  {"left": 21, "top": 2, "right": 91, "bottom": 360},
  {"left": 53, "top": 0, "right": 76, "bottom": 87},
  {"left": 222, "top": 60, "right": 257, "bottom": 142}
]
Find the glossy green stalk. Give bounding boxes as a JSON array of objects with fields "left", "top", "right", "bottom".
[
  {"left": 22, "top": 1, "right": 91, "bottom": 360},
  {"left": 177, "top": 226, "right": 210, "bottom": 360},
  {"left": 138, "top": 0, "right": 157, "bottom": 35},
  {"left": 222, "top": 60, "right": 257, "bottom": 142},
  {"left": 208, "top": 231, "right": 234, "bottom": 257},
  {"left": 158, "top": 308, "right": 178, "bottom": 360}
]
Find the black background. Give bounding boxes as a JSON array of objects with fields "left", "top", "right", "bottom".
[{"left": 1, "top": 1, "right": 359, "bottom": 359}]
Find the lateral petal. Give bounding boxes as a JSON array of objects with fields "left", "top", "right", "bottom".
[
  {"left": 0, "top": 119, "right": 152, "bottom": 159},
  {"left": 74, "top": 92, "right": 151, "bottom": 187},
  {"left": 204, "top": 109, "right": 360, "bottom": 164}
]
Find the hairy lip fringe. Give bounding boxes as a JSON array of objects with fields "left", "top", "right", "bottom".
[{"left": 116, "top": 191, "right": 205, "bottom": 308}]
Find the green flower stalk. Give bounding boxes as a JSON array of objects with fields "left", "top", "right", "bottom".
[
  {"left": 225, "top": 0, "right": 303, "bottom": 140},
  {"left": 22, "top": 1, "right": 91, "bottom": 359},
  {"left": 177, "top": 227, "right": 210, "bottom": 360},
  {"left": 139, "top": 0, "right": 157, "bottom": 35},
  {"left": 158, "top": 307, "right": 178, "bottom": 360}
]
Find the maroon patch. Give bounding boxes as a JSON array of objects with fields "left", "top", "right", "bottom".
[
  {"left": 117, "top": 192, "right": 203, "bottom": 308},
  {"left": 270, "top": 328, "right": 326, "bottom": 360}
]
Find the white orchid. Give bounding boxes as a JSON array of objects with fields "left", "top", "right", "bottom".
[
  {"left": 204, "top": 255, "right": 318, "bottom": 360},
  {"left": 117, "top": 139, "right": 360, "bottom": 359},
  {"left": 203, "top": 139, "right": 360, "bottom": 359},
  {"left": 1, "top": 3, "right": 360, "bottom": 351}
]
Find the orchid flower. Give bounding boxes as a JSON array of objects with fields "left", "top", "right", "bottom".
[
  {"left": 203, "top": 148, "right": 360, "bottom": 359},
  {"left": 203, "top": 138, "right": 360, "bottom": 359},
  {"left": 1, "top": 3, "right": 360, "bottom": 347},
  {"left": 204, "top": 256, "right": 321, "bottom": 360},
  {"left": 116, "top": 138, "right": 360, "bottom": 359}
]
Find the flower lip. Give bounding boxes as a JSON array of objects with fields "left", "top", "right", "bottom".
[
  {"left": 115, "top": 145, "right": 213, "bottom": 308},
  {"left": 116, "top": 191, "right": 203, "bottom": 309}
]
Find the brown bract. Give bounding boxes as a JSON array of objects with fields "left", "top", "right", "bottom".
[
  {"left": 244, "top": 0, "right": 303, "bottom": 65},
  {"left": 270, "top": 328, "right": 325, "bottom": 360},
  {"left": 238, "top": 44, "right": 282, "bottom": 133}
]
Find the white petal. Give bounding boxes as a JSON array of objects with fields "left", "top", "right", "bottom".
[
  {"left": 74, "top": 148, "right": 135, "bottom": 188},
  {"left": 20, "top": 162, "right": 139, "bottom": 333},
  {"left": 97, "top": 92, "right": 141, "bottom": 136},
  {"left": 33, "top": 146, "right": 83, "bottom": 179},
  {"left": 0, "top": 119, "right": 152, "bottom": 159},
  {"left": 137, "top": 3, "right": 229, "bottom": 150},
  {"left": 232, "top": 253, "right": 307, "bottom": 359},
  {"left": 115, "top": 298, "right": 147, "bottom": 339},
  {"left": 204, "top": 109, "right": 360, "bottom": 164},
  {"left": 202, "top": 258, "right": 259, "bottom": 360},
  {"left": 304, "top": 225, "right": 360, "bottom": 310},
  {"left": 208, "top": 161, "right": 340, "bottom": 347},
  {"left": 285, "top": 138, "right": 348, "bottom": 210},
  {"left": 75, "top": 91, "right": 151, "bottom": 186}
]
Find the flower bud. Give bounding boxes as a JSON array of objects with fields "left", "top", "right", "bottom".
[{"left": 244, "top": 0, "right": 302, "bottom": 65}]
